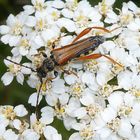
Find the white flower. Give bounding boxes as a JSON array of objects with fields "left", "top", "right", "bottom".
[
  {"left": 1, "top": 56, "right": 31, "bottom": 85},
  {"left": 0, "top": 12, "right": 34, "bottom": 47},
  {"left": 1, "top": 0, "right": 140, "bottom": 139}
]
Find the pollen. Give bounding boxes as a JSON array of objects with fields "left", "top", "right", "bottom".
[
  {"left": 130, "top": 89, "right": 140, "bottom": 98},
  {"left": 36, "top": 19, "right": 46, "bottom": 31},
  {"left": 12, "top": 22, "right": 22, "bottom": 35},
  {"left": 120, "top": 13, "right": 134, "bottom": 25},
  {"left": 112, "top": 63, "right": 124, "bottom": 75},
  {"left": 32, "top": 120, "right": 45, "bottom": 134},
  {"left": 118, "top": 105, "right": 132, "bottom": 117},
  {"left": 36, "top": 80, "right": 52, "bottom": 95},
  {"left": 84, "top": 59, "right": 98, "bottom": 73},
  {"left": 34, "top": 1, "right": 44, "bottom": 11},
  {"left": 20, "top": 38, "right": 30, "bottom": 48},
  {"left": 80, "top": 126, "right": 95, "bottom": 140},
  {"left": 99, "top": 84, "right": 118, "bottom": 98},
  {"left": 51, "top": 11, "right": 60, "bottom": 20},
  {"left": 32, "top": 54, "right": 44, "bottom": 68},
  {"left": 86, "top": 104, "right": 101, "bottom": 119},
  {"left": 70, "top": 82, "right": 85, "bottom": 98},
  {"left": 66, "top": 0, "right": 78, "bottom": 10},
  {"left": 76, "top": 14, "right": 89, "bottom": 27},
  {"left": 107, "top": 118, "right": 120, "bottom": 132},
  {"left": 8, "top": 64, "right": 21, "bottom": 75},
  {"left": 134, "top": 90, "right": 140, "bottom": 97},
  {"left": 0, "top": 106, "right": 16, "bottom": 120},
  {"left": 98, "top": 0, "right": 109, "bottom": 15},
  {"left": 55, "top": 102, "right": 65, "bottom": 119}
]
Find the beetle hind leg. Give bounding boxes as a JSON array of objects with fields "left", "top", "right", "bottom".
[{"left": 74, "top": 53, "right": 123, "bottom": 67}]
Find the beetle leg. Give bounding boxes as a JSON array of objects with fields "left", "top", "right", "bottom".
[
  {"left": 72, "top": 26, "right": 119, "bottom": 43},
  {"left": 59, "top": 67, "right": 78, "bottom": 77},
  {"left": 75, "top": 53, "right": 123, "bottom": 67}
]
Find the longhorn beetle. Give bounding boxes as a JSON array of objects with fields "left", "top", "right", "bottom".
[{"left": 2, "top": 26, "right": 122, "bottom": 120}]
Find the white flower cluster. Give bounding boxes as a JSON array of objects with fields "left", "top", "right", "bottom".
[{"left": 0, "top": 0, "right": 140, "bottom": 139}]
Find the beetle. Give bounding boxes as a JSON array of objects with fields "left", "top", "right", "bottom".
[
  {"left": 36, "top": 26, "right": 122, "bottom": 80},
  {"left": 3, "top": 26, "right": 122, "bottom": 119}
]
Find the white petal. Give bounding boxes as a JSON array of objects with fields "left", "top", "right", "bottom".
[
  {"left": 101, "top": 107, "right": 117, "bottom": 123},
  {"left": 82, "top": 72, "right": 99, "bottom": 91},
  {"left": 128, "top": 1, "right": 138, "bottom": 12},
  {"left": 124, "top": 93, "right": 134, "bottom": 106},
  {"left": 134, "top": 123, "right": 140, "bottom": 138},
  {"left": 96, "top": 71, "right": 108, "bottom": 86},
  {"left": 13, "top": 119, "right": 21, "bottom": 130},
  {"left": 56, "top": 18, "right": 76, "bottom": 32},
  {"left": 21, "top": 63, "right": 32, "bottom": 74},
  {"left": 117, "top": 71, "right": 132, "bottom": 90},
  {"left": 3, "top": 129, "right": 18, "bottom": 140},
  {"left": 22, "top": 129, "right": 40, "bottom": 140},
  {"left": 1, "top": 72, "right": 14, "bottom": 86},
  {"left": 63, "top": 117, "right": 77, "bottom": 130},
  {"left": 59, "top": 93, "right": 69, "bottom": 105},
  {"left": 34, "top": 35, "right": 44, "bottom": 46},
  {"left": 61, "top": 9, "right": 74, "bottom": 19},
  {"left": 97, "top": 127, "right": 112, "bottom": 139},
  {"left": 52, "top": 0, "right": 65, "bottom": 9},
  {"left": 23, "top": 5, "right": 35, "bottom": 15},
  {"left": 1, "top": 34, "right": 11, "bottom": 44},
  {"left": 43, "top": 126, "right": 61, "bottom": 140},
  {"left": 0, "top": 25, "right": 10, "bottom": 34},
  {"left": 6, "top": 14, "right": 16, "bottom": 26},
  {"left": 130, "top": 103, "right": 140, "bottom": 124},
  {"left": 9, "top": 36, "right": 21, "bottom": 47},
  {"left": 14, "top": 104, "right": 28, "bottom": 117},
  {"left": 40, "top": 107, "right": 54, "bottom": 124},
  {"left": 108, "top": 92, "right": 123, "bottom": 110},
  {"left": 73, "top": 107, "right": 87, "bottom": 119},
  {"left": 25, "top": 16, "right": 36, "bottom": 27},
  {"left": 64, "top": 74, "right": 77, "bottom": 85},
  {"left": 16, "top": 72, "right": 24, "bottom": 85},
  {"left": 80, "top": 93, "right": 94, "bottom": 106},
  {"left": 28, "top": 93, "right": 42, "bottom": 107},
  {"left": 45, "top": 94, "right": 57, "bottom": 106},
  {"left": 118, "top": 119, "right": 132, "bottom": 138},
  {"left": 92, "top": 115, "right": 106, "bottom": 130},
  {"left": 52, "top": 79, "right": 65, "bottom": 94},
  {"left": 11, "top": 47, "right": 20, "bottom": 56},
  {"left": 69, "top": 133, "right": 81, "bottom": 140},
  {"left": 19, "top": 47, "right": 29, "bottom": 56}
]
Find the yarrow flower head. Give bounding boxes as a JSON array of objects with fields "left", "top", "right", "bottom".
[{"left": 0, "top": 0, "right": 140, "bottom": 139}]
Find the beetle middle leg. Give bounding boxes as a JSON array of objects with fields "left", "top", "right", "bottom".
[{"left": 59, "top": 66, "right": 78, "bottom": 77}]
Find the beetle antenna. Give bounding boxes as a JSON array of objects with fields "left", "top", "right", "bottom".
[
  {"left": 35, "top": 78, "right": 43, "bottom": 120},
  {"left": 0, "top": 55, "right": 36, "bottom": 72}
]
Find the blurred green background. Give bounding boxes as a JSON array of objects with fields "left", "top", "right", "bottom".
[{"left": 0, "top": 0, "right": 139, "bottom": 139}]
